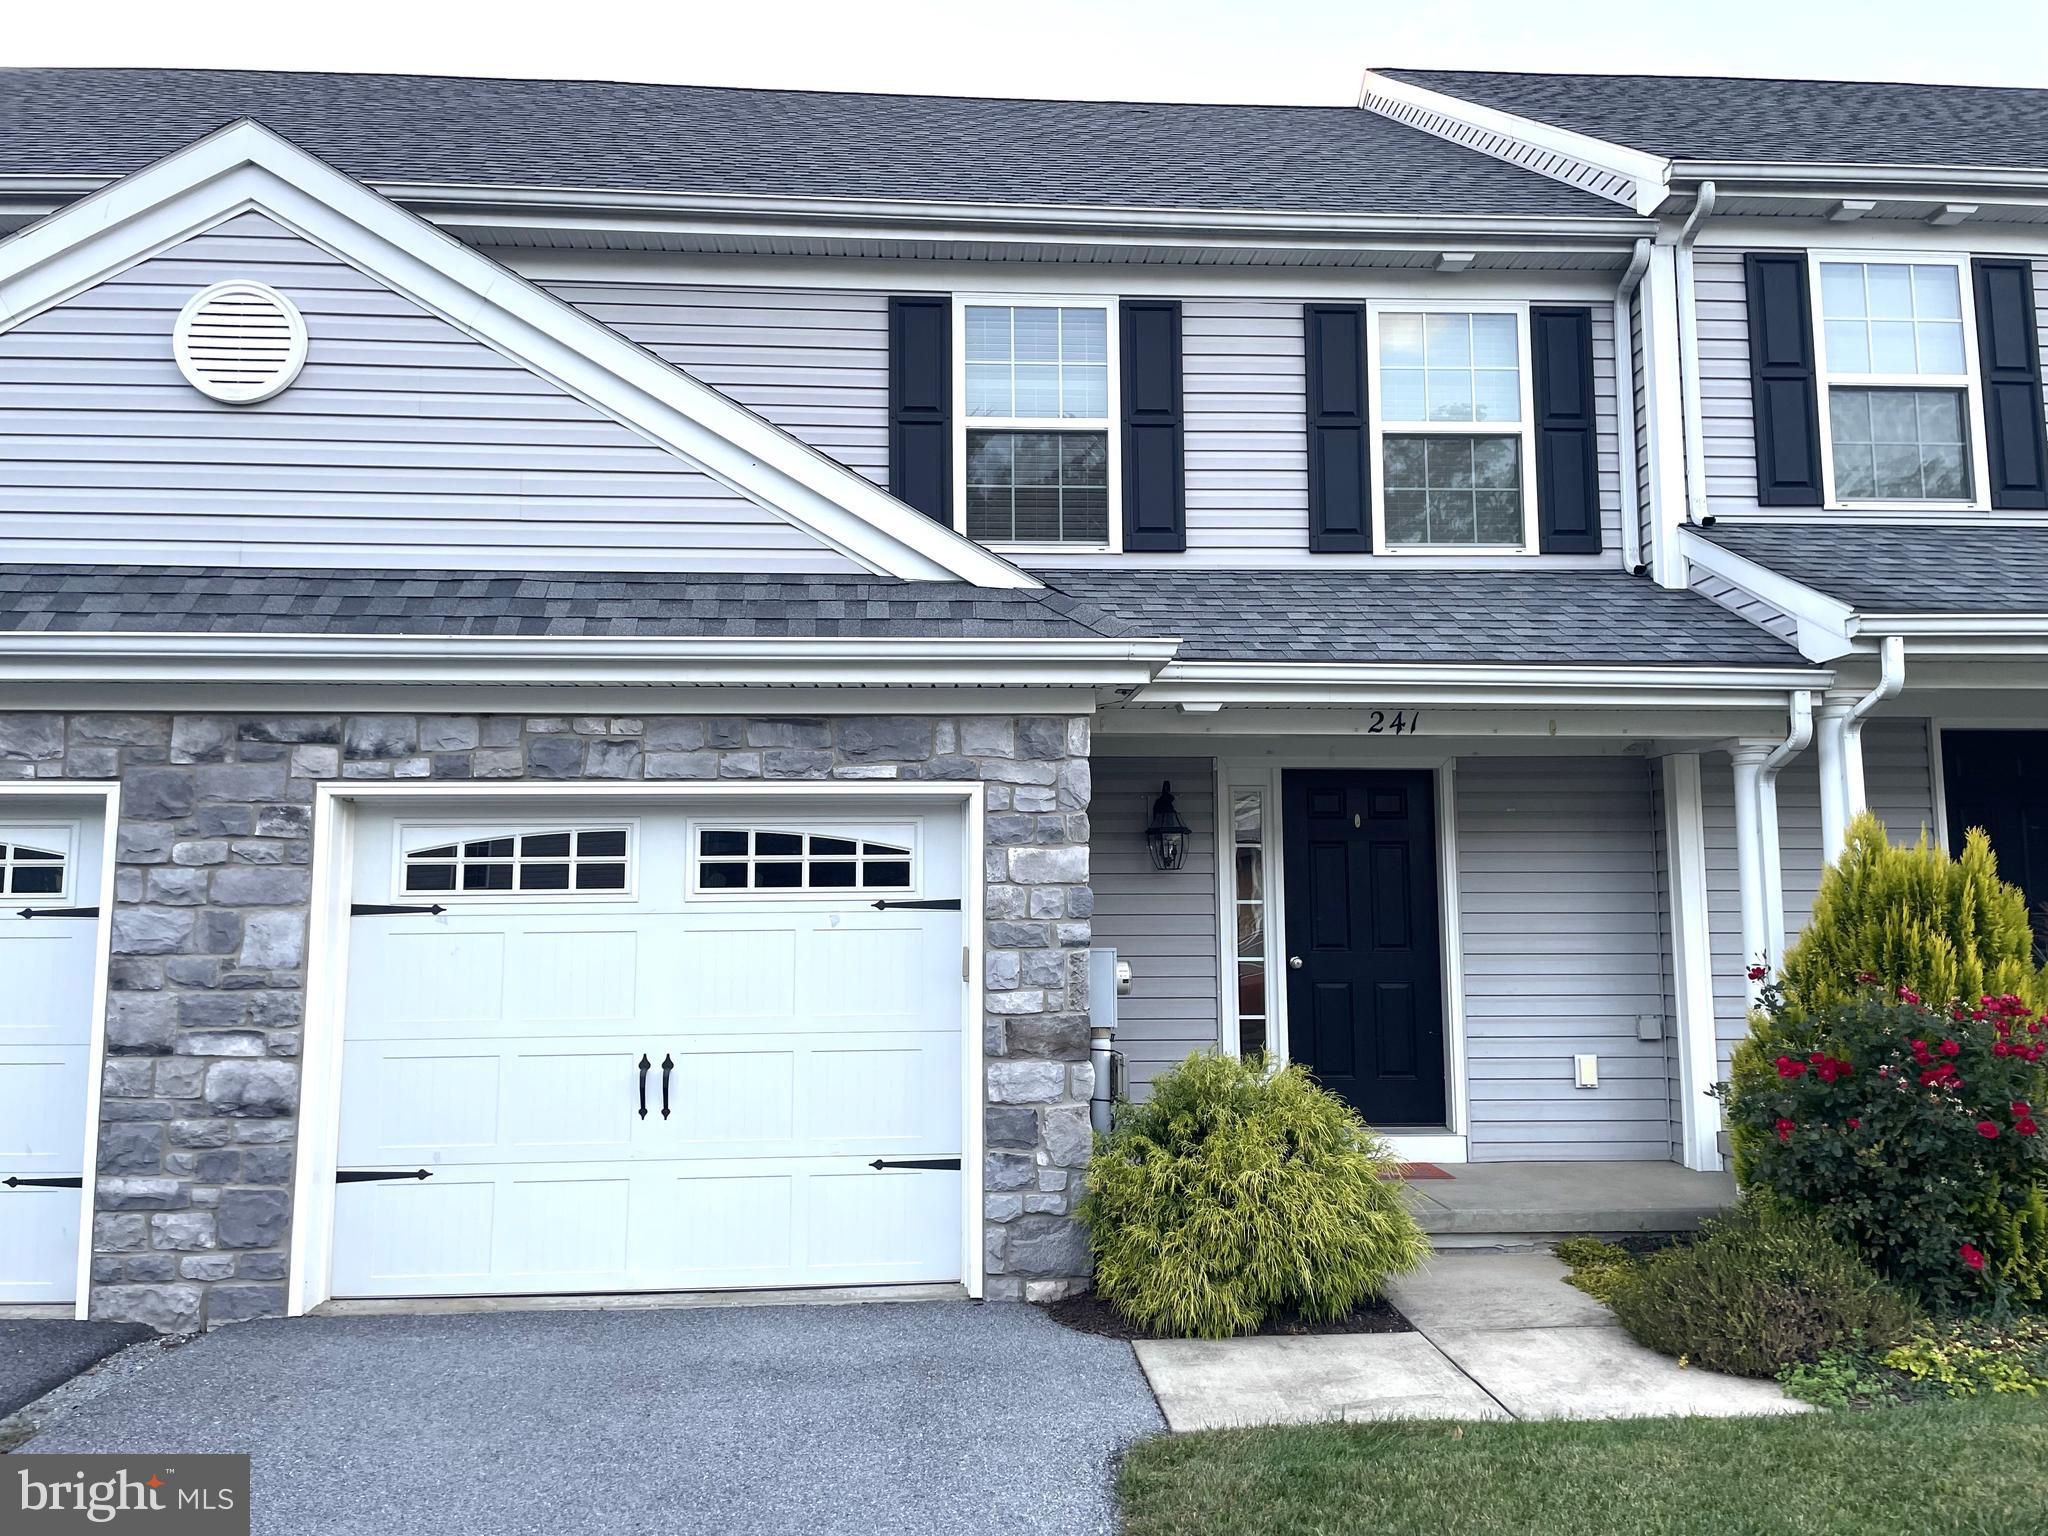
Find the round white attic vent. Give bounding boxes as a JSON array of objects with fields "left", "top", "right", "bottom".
[{"left": 172, "top": 281, "right": 308, "bottom": 404}]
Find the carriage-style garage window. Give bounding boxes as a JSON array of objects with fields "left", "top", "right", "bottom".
[
  {"left": 404, "top": 827, "right": 630, "bottom": 894},
  {"left": 696, "top": 827, "right": 914, "bottom": 893},
  {"left": 0, "top": 841, "right": 67, "bottom": 897}
]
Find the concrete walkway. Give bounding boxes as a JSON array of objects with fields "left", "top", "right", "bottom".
[
  {"left": 1137, "top": 1252, "right": 1805, "bottom": 1431},
  {"left": 24, "top": 1302, "right": 1162, "bottom": 1536}
]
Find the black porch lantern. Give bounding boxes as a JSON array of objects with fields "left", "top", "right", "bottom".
[{"left": 1145, "top": 781, "right": 1192, "bottom": 872}]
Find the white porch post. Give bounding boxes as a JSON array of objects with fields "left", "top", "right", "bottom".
[
  {"left": 1729, "top": 743, "right": 1775, "bottom": 1009},
  {"left": 1661, "top": 754, "right": 1724, "bottom": 1170},
  {"left": 1814, "top": 692, "right": 1855, "bottom": 862}
]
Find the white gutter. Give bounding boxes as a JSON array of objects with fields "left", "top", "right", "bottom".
[
  {"left": 1614, "top": 237, "right": 1653, "bottom": 573},
  {"left": 0, "top": 631, "right": 1181, "bottom": 688},
  {"left": 1674, "top": 159, "right": 2048, "bottom": 193},
  {"left": 1673, "top": 181, "right": 1716, "bottom": 530},
  {"left": 1757, "top": 689, "right": 1815, "bottom": 960},
  {"left": 1842, "top": 633, "right": 1907, "bottom": 826}
]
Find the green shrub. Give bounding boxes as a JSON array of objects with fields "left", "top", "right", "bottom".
[
  {"left": 1882, "top": 1316, "right": 2048, "bottom": 1397},
  {"left": 1728, "top": 815, "right": 2046, "bottom": 1183},
  {"left": 1779, "top": 1344, "right": 1922, "bottom": 1410},
  {"left": 1718, "top": 981, "right": 2048, "bottom": 1307},
  {"left": 1605, "top": 1201, "right": 1919, "bottom": 1378},
  {"left": 1554, "top": 1237, "right": 1637, "bottom": 1303},
  {"left": 1076, "top": 1052, "right": 1428, "bottom": 1338}
]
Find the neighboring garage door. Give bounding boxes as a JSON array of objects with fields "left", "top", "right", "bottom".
[
  {"left": 0, "top": 805, "right": 105, "bottom": 1306},
  {"left": 330, "top": 798, "right": 965, "bottom": 1299}
]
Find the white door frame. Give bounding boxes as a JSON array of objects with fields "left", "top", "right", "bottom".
[
  {"left": 1212, "top": 752, "right": 1469, "bottom": 1164},
  {"left": 0, "top": 782, "right": 122, "bottom": 1320},
  {"left": 288, "top": 780, "right": 987, "bottom": 1316}
]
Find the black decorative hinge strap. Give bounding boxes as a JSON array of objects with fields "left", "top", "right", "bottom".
[
  {"left": 16, "top": 906, "right": 99, "bottom": 921},
  {"left": 869, "top": 898, "right": 962, "bottom": 911},
  {"left": 4, "top": 1174, "right": 84, "bottom": 1189},
  {"left": 867, "top": 1158, "right": 962, "bottom": 1171},
  {"left": 350, "top": 903, "right": 448, "bottom": 917},
  {"left": 335, "top": 1169, "right": 432, "bottom": 1184}
]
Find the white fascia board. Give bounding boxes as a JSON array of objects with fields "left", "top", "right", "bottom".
[
  {"left": 1675, "top": 160, "right": 2048, "bottom": 195},
  {"left": 0, "top": 631, "right": 1178, "bottom": 688},
  {"left": 1141, "top": 659, "right": 1825, "bottom": 710},
  {"left": 0, "top": 172, "right": 1658, "bottom": 249},
  {"left": 1679, "top": 526, "right": 1859, "bottom": 662},
  {"left": 1356, "top": 72, "right": 1672, "bottom": 216},
  {"left": 0, "top": 121, "right": 1033, "bottom": 592}
]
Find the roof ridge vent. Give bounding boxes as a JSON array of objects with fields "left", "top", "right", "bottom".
[{"left": 172, "top": 280, "right": 308, "bottom": 404}]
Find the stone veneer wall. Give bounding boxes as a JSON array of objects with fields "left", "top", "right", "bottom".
[{"left": 0, "top": 710, "right": 1094, "bottom": 1328}]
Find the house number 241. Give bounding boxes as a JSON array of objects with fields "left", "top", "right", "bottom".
[{"left": 1365, "top": 711, "right": 1421, "bottom": 735}]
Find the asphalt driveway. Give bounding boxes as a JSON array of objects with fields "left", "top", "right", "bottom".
[
  {"left": 21, "top": 1300, "right": 1163, "bottom": 1536},
  {"left": 0, "top": 1320, "right": 151, "bottom": 1419}
]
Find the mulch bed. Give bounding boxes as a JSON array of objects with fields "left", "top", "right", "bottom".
[{"left": 1041, "top": 1291, "right": 1411, "bottom": 1341}]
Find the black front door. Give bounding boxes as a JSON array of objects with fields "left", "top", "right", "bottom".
[
  {"left": 1282, "top": 770, "right": 1446, "bottom": 1127},
  {"left": 1942, "top": 730, "right": 2048, "bottom": 959}
]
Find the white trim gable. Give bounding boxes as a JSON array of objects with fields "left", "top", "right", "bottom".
[
  {"left": 0, "top": 119, "right": 1036, "bottom": 590},
  {"left": 1356, "top": 72, "right": 1672, "bottom": 217},
  {"left": 1680, "top": 527, "right": 1858, "bottom": 662}
]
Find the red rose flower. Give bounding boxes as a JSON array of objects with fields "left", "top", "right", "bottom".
[
  {"left": 2018, "top": 1119, "right": 2039, "bottom": 1138},
  {"left": 1977, "top": 1120, "right": 2001, "bottom": 1139},
  {"left": 1746, "top": 963, "right": 1769, "bottom": 982},
  {"left": 1941, "top": 1038, "right": 1961, "bottom": 1056},
  {"left": 1898, "top": 987, "right": 1922, "bottom": 1005},
  {"left": 1960, "top": 1243, "right": 1986, "bottom": 1271},
  {"left": 1847, "top": 1118, "right": 1861, "bottom": 1130},
  {"left": 2015, "top": 1102, "right": 2035, "bottom": 1117},
  {"left": 1776, "top": 1055, "right": 1805, "bottom": 1078},
  {"left": 1775, "top": 1117, "right": 1795, "bottom": 1143}
]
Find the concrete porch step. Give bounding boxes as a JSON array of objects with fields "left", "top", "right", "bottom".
[{"left": 1403, "top": 1160, "right": 1737, "bottom": 1246}]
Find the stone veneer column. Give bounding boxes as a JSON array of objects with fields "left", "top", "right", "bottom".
[{"left": 0, "top": 710, "right": 1093, "bottom": 1328}]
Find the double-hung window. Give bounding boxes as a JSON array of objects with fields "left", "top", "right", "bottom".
[
  {"left": 1814, "top": 255, "right": 1986, "bottom": 507},
  {"left": 1368, "top": 305, "right": 1538, "bottom": 551},
  {"left": 958, "top": 298, "right": 1117, "bottom": 549}
]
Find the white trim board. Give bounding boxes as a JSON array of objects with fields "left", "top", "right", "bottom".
[
  {"left": 287, "top": 779, "right": 988, "bottom": 1316},
  {"left": 0, "top": 119, "right": 1031, "bottom": 590}
]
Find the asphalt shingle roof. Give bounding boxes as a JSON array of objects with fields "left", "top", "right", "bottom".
[
  {"left": 1379, "top": 68, "right": 2048, "bottom": 170},
  {"left": 0, "top": 68, "right": 1631, "bottom": 219},
  {"left": 1699, "top": 523, "right": 2048, "bottom": 614},
  {"left": 0, "top": 567, "right": 1139, "bottom": 640},
  {"left": 1037, "top": 569, "right": 1808, "bottom": 667}
]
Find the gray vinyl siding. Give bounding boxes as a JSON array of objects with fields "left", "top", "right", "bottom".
[
  {"left": 545, "top": 281, "right": 890, "bottom": 487},
  {"left": 1648, "top": 759, "right": 1688, "bottom": 1151},
  {"left": 1090, "top": 756, "right": 1221, "bottom": 1097},
  {"left": 1024, "top": 296, "right": 1625, "bottom": 567},
  {"left": 1702, "top": 719, "right": 1938, "bottom": 1071},
  {"left": 0, "top": 212, "right": 858, "bottom": 573},
  {"left": 1457, "top": 757, "right": 1677, "bottom": 1161},
  {"left": 1695, "top": 249, "right": 1760, "bottom": 517}
]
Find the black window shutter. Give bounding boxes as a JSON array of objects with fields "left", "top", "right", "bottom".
[
  {"left": 1972, "top": 258, "right": 2048, "bottom": 511},
  {"left": 1743, "top": 253, "right": 1824, "bottom": 507},
  {"left": 1119, "top": 300, "right": 1186, "bottom": 552},
  {"left": 1530, "top": 306, "right": 1602, "bottom": 554},
  {"left": 1305, "top": 303, "right": 1371, "bottom": 552},
  {"left": 887, "top": 296, "right": 951, "bottom": 523}
]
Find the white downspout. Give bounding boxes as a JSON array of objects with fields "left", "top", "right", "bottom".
[
  {"left": 1843, "top": 634, "right": 1907, "bottom": 825},
  {"left": 1731, "top": 742, "right": 1773, "bottom": 1007},
  {"left": 1674, "top": 181, "right": 1717, "bottom": 529},
  {"left": 1757, "top": 690, "right": 1814, "bottom": 963},
  {"left": 1614, "top": 237, "right": 1653, "bottom": 574}
]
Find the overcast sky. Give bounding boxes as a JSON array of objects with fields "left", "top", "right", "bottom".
[{"left": 6, "top": 0, "right": 2044, "bottom": 100}]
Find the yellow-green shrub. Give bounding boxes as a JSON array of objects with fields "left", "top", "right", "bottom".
[{"left": 1076, "top": 1052, "right": 1428, "bottom": 1338}]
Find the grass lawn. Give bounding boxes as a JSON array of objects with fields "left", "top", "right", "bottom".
[{"left": 1119, "top": 1396, "right": 2048, "bottom": 1536}]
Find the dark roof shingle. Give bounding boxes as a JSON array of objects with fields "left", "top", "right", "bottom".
[
  {"left": 0, "top": 566, "right": 1139, "bottom": 640},
  {"left": 0, "top": 68, "right": 1631, "bottom": 219},
  {"left": 1699, "top": 523, "right": 2048, "bottom": 613},
  {"left": 1038, "top": 568, "right": 1807, "bottom": 666},
  {"left": 1379, "top": 68, "right": 2048, "bottom": 169}
]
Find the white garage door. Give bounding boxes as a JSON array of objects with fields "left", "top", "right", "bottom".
[
  {"left": 330, "top": 798, "right": 966, "bottom": 1299},
  {"left": 0, "top": 807, "right": 105, "bottom": 1306}
]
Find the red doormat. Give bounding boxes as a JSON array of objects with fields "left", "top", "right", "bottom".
[{"left": 1397, "top": 1162, "right": 1454, "bottom": 1180}]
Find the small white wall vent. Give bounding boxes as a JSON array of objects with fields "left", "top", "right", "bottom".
[{"left": 172, "top": 281, "right": 308, "bottom": 403}]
